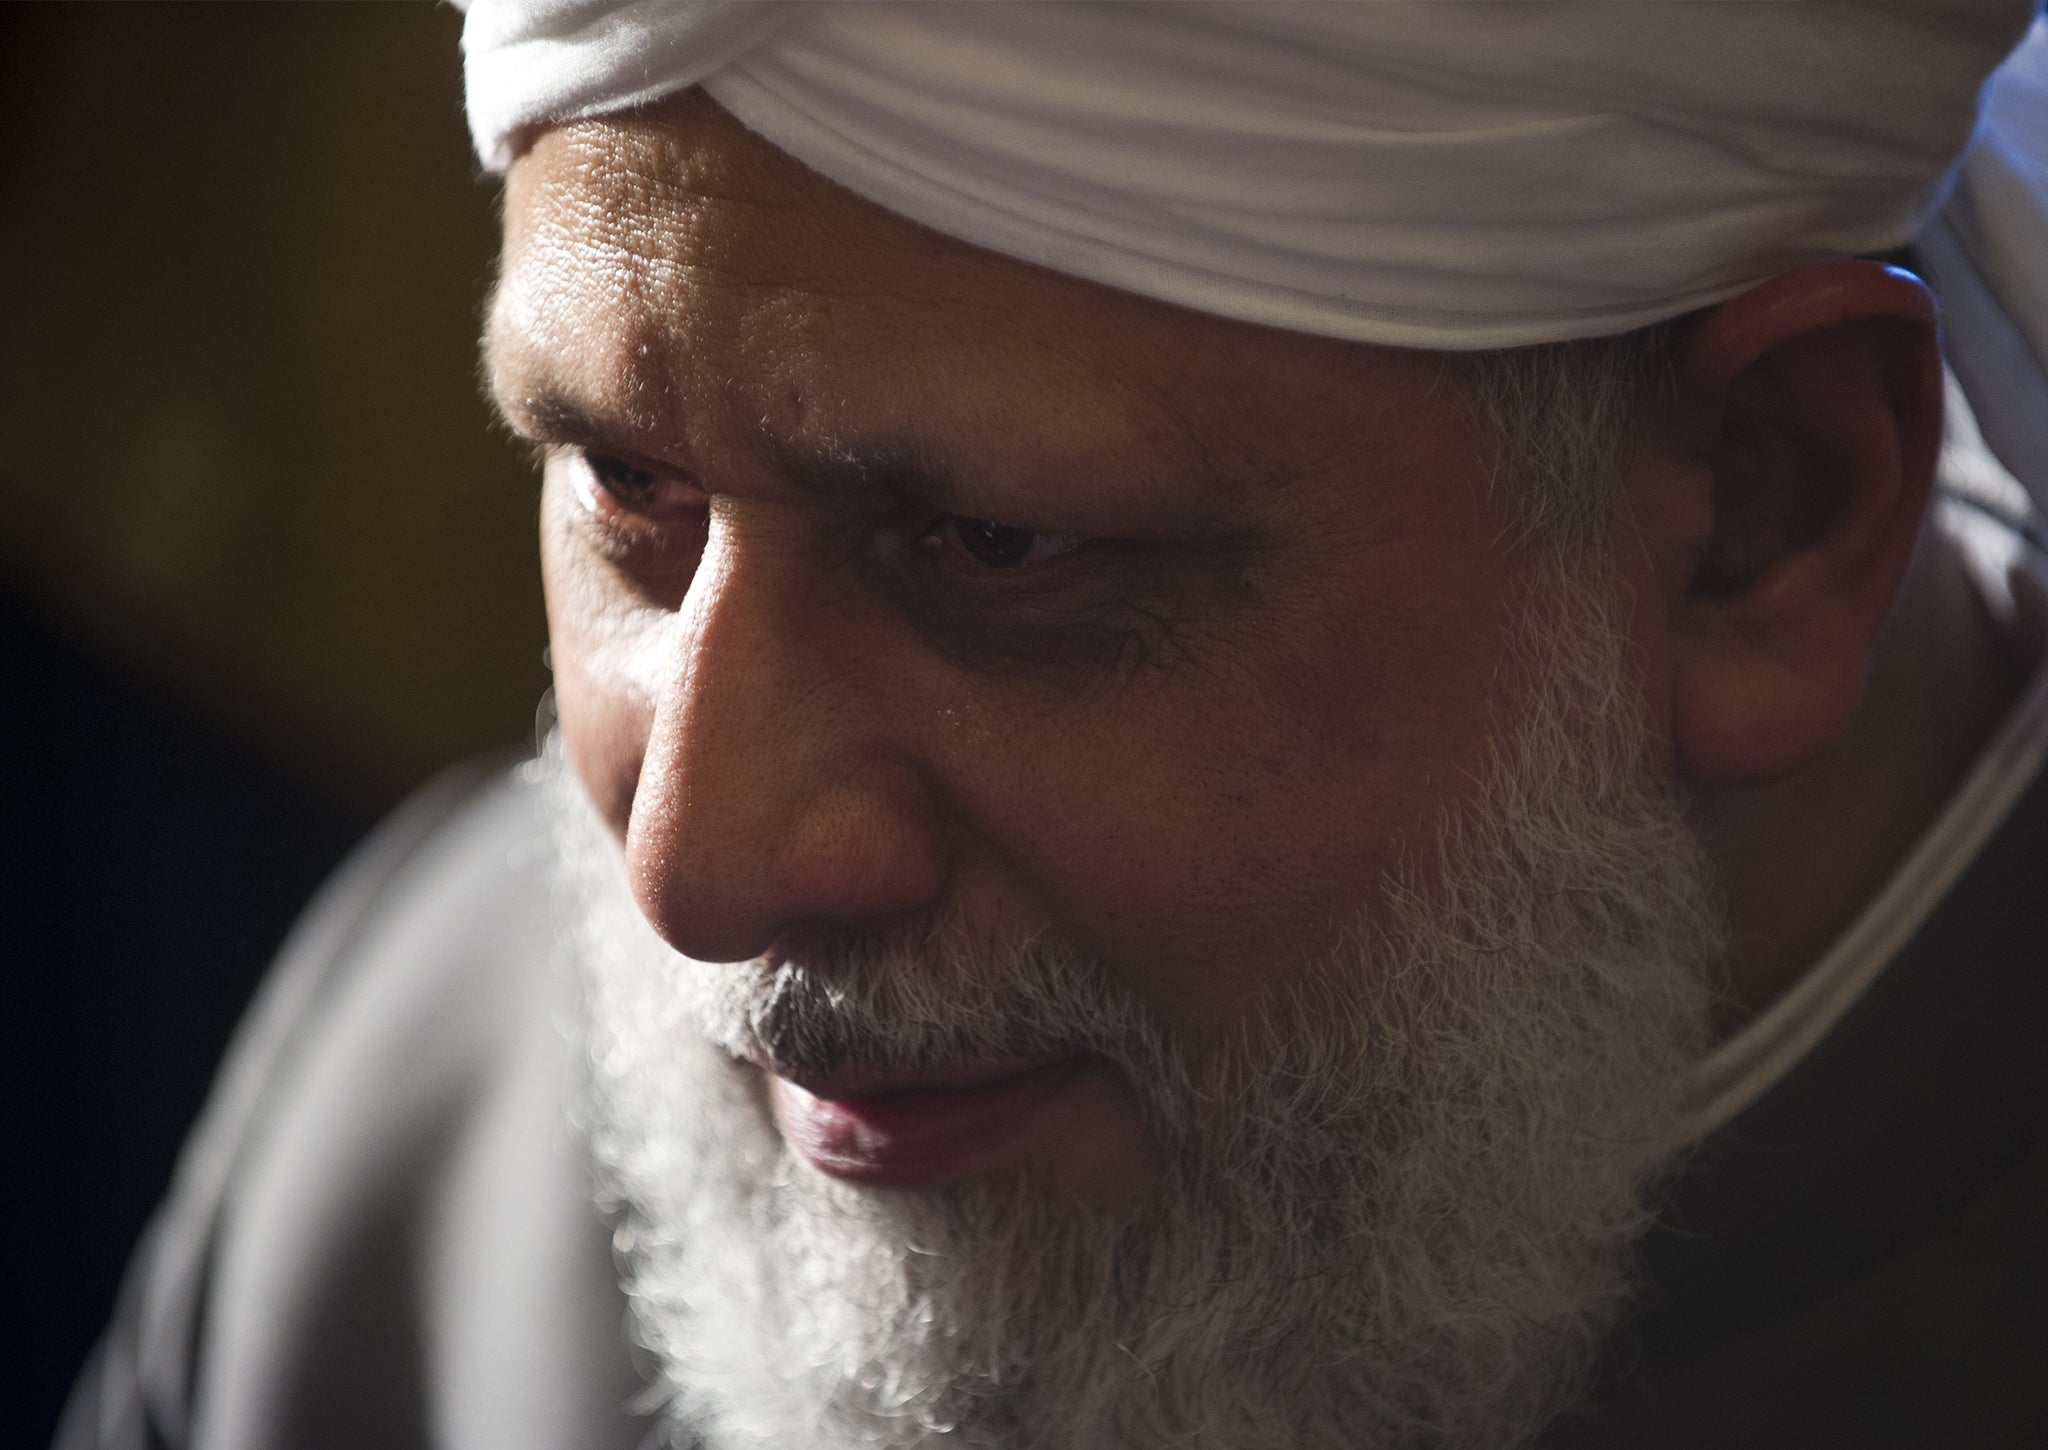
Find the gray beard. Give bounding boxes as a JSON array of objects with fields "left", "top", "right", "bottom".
[{"left": 550, "top": 554, "right": 1723, "bottom": 1450}]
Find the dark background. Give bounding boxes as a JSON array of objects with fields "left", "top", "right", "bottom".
[{"left": 2, "top": 6, "right": 548, "bottom": 1443}]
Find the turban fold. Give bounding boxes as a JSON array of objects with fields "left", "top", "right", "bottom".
[{"left": 460, "top": 1, "right": 2038, "bottom": 349}]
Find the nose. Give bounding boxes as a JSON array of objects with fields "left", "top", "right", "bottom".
[{"left": 624, "top": 519, "right": 946, "bottom": 963}]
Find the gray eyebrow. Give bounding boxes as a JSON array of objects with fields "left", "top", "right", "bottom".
[
  {"left": 768, "top": 435, "right": 971, "bottom": 512},
  {"left": 497, "top": 386, "right": 606, "bottom": 445},
  {"left": 491, "top": 376, "right": 982, "bottom": 515}
]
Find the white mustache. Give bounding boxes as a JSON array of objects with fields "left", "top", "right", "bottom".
[{"left": 674, "top": 927, "right": 1165, "bottom": 1089}]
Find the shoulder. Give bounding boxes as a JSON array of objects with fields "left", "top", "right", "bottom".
[
  {"left": 189, "top": 757, "right": 556, "bottom": 1281},
  {"left": 58, "top": 760, "right": 646, "bottom": 1450}
]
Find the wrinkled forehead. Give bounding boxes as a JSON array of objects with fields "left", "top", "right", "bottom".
[{"left": 491, "top": 90, "right": 932, "bottom": 442}]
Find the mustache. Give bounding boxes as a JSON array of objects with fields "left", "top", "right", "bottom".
[{"left": 680, "top": 923, "right": 1159, "bottom": 1084}]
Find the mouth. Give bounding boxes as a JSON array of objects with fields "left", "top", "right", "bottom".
[{"left": 763, "top": 1057, "right": 1091, "bottom": 1188}]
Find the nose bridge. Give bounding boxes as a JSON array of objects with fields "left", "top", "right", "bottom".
[{"left": 627, "top": 515, "right": 943, "bottom": 962}]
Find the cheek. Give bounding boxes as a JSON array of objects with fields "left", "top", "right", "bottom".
[
  {"left": 945, "top": 578, "right": 1515, "bottom": 1039},
  {"left": 541, "top": 491, "right": 662, "bottom": 838},
  {"left": 941, "top": 683, "right": 1427, "bottom": 1039}
]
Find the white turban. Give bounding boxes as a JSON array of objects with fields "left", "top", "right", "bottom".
[{"left": 456, "top": 1, "right": 2048, "bottom": 494}]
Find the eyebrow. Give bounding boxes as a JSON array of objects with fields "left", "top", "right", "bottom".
[
  {"left": 494, "top": 376, "right": 985, "bottom": 514},
  {"left": 493, "top": 385, "right": 615, "bottom": 452}
]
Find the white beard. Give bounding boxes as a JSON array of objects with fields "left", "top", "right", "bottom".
[{"left": 550, "top": 554, "right": 1722, "bottom": 1450}]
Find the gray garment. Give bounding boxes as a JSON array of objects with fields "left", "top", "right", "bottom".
[{"left": 55, "top": 762, "right": 651, "bottom": 1450}]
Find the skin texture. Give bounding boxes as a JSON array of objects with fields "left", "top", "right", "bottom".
[{"left": 487, "top": 90, "right": 2014, "bottom": 1202}]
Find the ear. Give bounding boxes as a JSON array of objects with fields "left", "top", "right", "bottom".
[{"left": 1670, "top": 261, "right": 1944, "bottom": 787}]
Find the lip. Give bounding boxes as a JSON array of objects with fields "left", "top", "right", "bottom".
[{"left": 766, "top": 1058, "right": 1086, "bottom": 1188}]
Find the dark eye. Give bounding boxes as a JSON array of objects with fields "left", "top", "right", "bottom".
[
  {"left": 584, "top": 451, "right": 661, "bottom": 511},
  {"left": 942, "top": 518, "right": 1078, "bottom": 569}
]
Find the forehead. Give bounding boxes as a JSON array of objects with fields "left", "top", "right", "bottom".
[
  {"left": 495, "top": 91, "right": 969, "bottom": 382},
  {"left": 488, "top": 90, "right": 1467, "bottom": 505}
]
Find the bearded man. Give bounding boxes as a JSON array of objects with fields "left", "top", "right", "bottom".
[{"left": 58, "top": 4, "right": 2048, "bottom": 1449}]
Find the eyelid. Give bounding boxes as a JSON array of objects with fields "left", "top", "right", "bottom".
[
  {"left": 901, "top": 527, "right": 1174, "bottom": 675},
  {"left": 977, "top": 523, "right": 1082, "bottom": 565},
  {"left": 918, "top": 514, "right": 1092, "bottom": 570},
  {"left": 559, "top": 446, "right": 706, "bottom": 527},
  {"left": 558, "top": 441, "right": 673, "bottom": 476},
  {"left": 528, "top": 435, "right": 666, "bottom": 475}
]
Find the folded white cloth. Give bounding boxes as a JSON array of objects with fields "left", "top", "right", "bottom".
[{"left": 458, "top": 0, "right": 2039, "bottom": 354}]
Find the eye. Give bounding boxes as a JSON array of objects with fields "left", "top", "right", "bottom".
[
  {"left": 934, "top": 517, "right": 1081, "bottom": 570},
  {"left": 568, "top": 448, "right": 701, "bottom": 521},
  {"left": 582, "top": 451, "right": 660, "bottom": 510}
]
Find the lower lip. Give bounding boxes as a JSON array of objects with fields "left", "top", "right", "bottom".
[{"left": 767, "top": 1061, "right": 1084, "bottom": 1188}]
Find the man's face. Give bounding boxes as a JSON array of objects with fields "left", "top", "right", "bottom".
[
  {"left": 491, "top": 90, "right": 1718, "bottom": 1450},
  {"left": 489, "top": 91, "right": 1607, "bottom": 1201}
]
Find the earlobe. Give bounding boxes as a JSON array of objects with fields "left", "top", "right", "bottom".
[{"left": 1668, "top": 262, "right": 1944, "bottom": 788}]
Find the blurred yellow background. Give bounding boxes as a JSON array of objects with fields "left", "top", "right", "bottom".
[{"left": 1, "top": 1, "right": 546, "bottom": 805}]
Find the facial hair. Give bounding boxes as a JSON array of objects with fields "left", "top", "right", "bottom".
[{"left": 551, "top": 551, "right": 1722, "bottom": 1450}]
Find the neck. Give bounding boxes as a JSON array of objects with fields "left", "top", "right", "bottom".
[{"left": 1698, "top": 520, "right": 2028, "bottom": 1032}]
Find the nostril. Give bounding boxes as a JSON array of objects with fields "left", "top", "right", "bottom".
[{"left": 624, "top": 826, "right": 762, "bottom": 963}]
